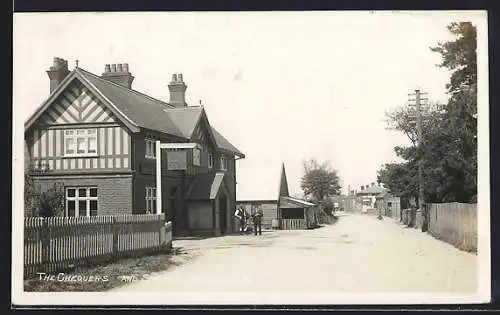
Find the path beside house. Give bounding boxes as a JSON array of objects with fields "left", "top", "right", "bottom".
[{"left": 111, "top": 213, "right": 477, "bottom": 293}]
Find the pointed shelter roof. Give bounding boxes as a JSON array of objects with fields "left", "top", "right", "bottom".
[{"left": 278, "top": 163, "right": 290, "bottom": 197}]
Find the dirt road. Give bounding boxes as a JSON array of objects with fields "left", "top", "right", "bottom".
[{"left": 111, "top": 213, "right": 477, "bottom": 293}]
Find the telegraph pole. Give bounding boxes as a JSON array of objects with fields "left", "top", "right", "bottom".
[{"left": 408, "top": 89, "right": 428, "bottom": 228}]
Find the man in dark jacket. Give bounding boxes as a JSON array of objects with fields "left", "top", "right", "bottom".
[
  {"left": 253, "top": 208, "right": 263, "bottom": 236},
  {"left": 235, "top": 206, "right": 247, "bottom": 235}
]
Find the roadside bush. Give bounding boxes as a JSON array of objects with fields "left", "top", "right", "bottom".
[{"left": 33, "top": 183, "right": 65, "bottom": 217}]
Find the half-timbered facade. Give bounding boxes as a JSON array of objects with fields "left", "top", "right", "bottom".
[{"left": 25, "top": 57, "right": 245, "bottom": 237}]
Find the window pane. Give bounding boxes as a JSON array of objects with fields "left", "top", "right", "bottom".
[
  {"left": 152, "top": 189, "right": 156, "bottom": 198},
  {"left": 90, "top": 200, "right": 98, "bottom": 216},
  {"left": 67, "top": 189, "right": 76, "bottom": 197},
  {"left": 152, "top": 200, "right": 156, "bottom": 212},
  {"left": 79, "top": 201, "right": 87, "bottom": 216},
  {"left": 76, "top": 129, "right": 86, "bottom": 135},
  {"left": 67, "top": 201, "right": 75, "bottom": 217},
  {"left": 89, "top": 188, "right": 97, "bottom": 197},
  {"left": 88, "top": 137, "right": 97, "bottom": 153},
  {"left": 79, "top": 188, "right": 86, "bottom": 197},
  {"left": 77, "top": 137, "right": 86, "bottom": 154},
  {"left": 65, "top": 130, "right": 74, "bottom": 135},
  {"left": 66, "top": 138, "right": 75, "bottom": 154},
  {"left": 87, "top": 129, "right": 97, "bottom": 135}
]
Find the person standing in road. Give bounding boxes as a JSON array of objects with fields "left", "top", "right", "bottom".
[
  {"left": 235, "top": 206, "right": 247, "bottom": 235},
  {"left": 253, "top": 207, "right": 263, "bottom": 236}
]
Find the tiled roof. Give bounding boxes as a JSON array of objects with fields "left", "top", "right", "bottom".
[
  {"left": 279, "top": 196, "right": 316, "bottom": 208},
  {"left": 210, "top": 127, "right": 244, "bottom": 157},
  {"left": 77, "top": 68, "right": 244, "bottom": 156},
  {"left": 185, "top": 172, "right": 226, "bottom": 200},
  {"left": 357, "top": 186, "right": 387, "bottom": 195},
  {"left": 166, "top": 106, "right": 204, "bottom": 138},
  {"left": 79, "top": 68, "right": 184, "bottom": 137}
]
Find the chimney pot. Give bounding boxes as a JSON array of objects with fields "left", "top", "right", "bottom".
[
  {"left": 47, "top": 57, "right": 70, "bottom": 94},
  {"left": 168, "top": 73, "right": 187, "bottom": 107},
  {"left": 101, "top": 63, "right": 134, "bottom": 89}
]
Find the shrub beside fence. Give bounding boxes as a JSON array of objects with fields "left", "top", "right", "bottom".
[
  {"left": 427, "top": 203, "right": 477, "bottom": 252},
  {"left": 24, "top": 214, "right": 172, "bottom": 278}
]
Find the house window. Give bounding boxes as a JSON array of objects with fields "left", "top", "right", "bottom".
[
  {"left": 145, "top": 139, "right": 156, "bottom": 159},
  {"left": 220, "top": 155, "right": 227, "bottom": 171},
  {"left": 66, "top": 187, "right": 98, "bottom": 217},
  {"left": 64, "top": 129, "right": 97, "bottom": 157},
  {"left": 208, "top": 152, "right": 213, "bottom": 169},
  {"left": 193, "top": 148, "right": 201, "bottom": 166},
  {"left": 146, "top": 187, "right": 157, "bottom": 214}
]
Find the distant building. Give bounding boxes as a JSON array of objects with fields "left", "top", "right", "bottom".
[
  {"left": 236, "top": 163, "right": 318, "bottom": 230},
  {"left": 356, "top": 182, "right": 387, "bottom": 213}
]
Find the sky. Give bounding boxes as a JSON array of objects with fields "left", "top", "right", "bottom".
[{"left": 13, "top": 11, "right": 487, "bottom": 200}]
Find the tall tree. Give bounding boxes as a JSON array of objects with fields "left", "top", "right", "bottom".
[
  {"left": 430, "top": 22, "right": 477, "bottom": 202},
  {"left": 300, "top": 158, "right": 341, "bottom": 202},
  {"left": 378, "top": 22, "right": 477, "bottom": 203}
]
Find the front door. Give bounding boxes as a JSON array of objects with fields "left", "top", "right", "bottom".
[{"left": 219, "top": 195, "right": 227, "bottom": 235}]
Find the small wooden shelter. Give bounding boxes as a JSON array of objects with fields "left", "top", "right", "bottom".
[{"left": 277, "top": 163, "right": 318, "bottom": 229}]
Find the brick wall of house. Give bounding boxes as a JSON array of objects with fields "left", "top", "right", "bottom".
[{"left": 31, "top": 175, "right": 133, "bottom": 216}]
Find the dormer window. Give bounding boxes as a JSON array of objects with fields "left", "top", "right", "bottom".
[
  {"left": 220, "top": 155, "right": 227, "bottom": 171},
  {"left": 145, "top": 139, "right": 156, "bottom": 159}
]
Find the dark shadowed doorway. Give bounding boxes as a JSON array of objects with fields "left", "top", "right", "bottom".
[{"left": 219, "top": 194, "right": 228, "bottom": 235}]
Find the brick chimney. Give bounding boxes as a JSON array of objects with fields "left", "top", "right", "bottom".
[
  {"left": 46, "top": 57, "right": 70, "bottom": 94},
  {"left": 168, "top": 73, "right": 187, "bottom": 107},
  {"left": 101, "top": 63, "right": 134, "bottom": 89}
]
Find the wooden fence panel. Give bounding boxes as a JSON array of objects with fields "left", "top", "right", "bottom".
[
  {"left": 427, "top": 203, "right": 477, "bottom": 252},
  {"left": 24, "top": 214, "right": 171, "bottom": 278},
  {"left": 281, "top": 219, "right": 306, "bottom": 230}
]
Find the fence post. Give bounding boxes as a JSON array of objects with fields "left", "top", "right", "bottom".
[
  {"left": 421, "top": 204, "right": 428, "bottom": 232},
  {"left": 112, "top": 216, "right": 118, "bottom": 261},
  {"left": 41, "top": 217, "right": 50, "bottom": 273},
  {"left": 159, "top": 214, "right": 164, "bottom": 251}
]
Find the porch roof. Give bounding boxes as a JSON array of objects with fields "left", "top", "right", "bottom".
[{"left": 185, "top": 172, "right": 226, "bottom": 200}]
